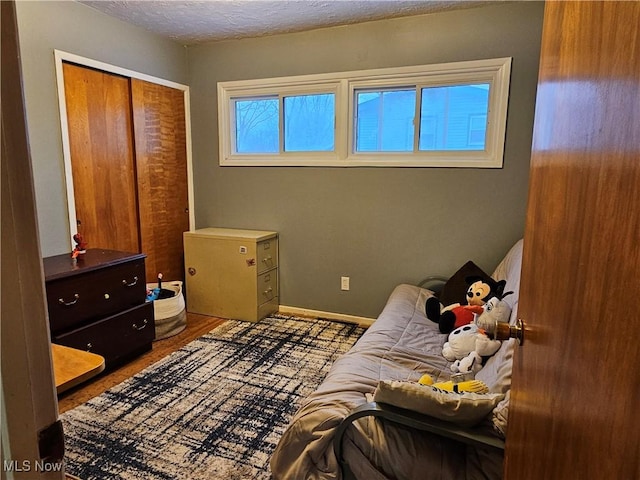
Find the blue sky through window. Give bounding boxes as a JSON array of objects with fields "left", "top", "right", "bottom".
[
  {"left": 354, "top": 84, "right": 490, "bottom": 153},
  {"left": 235, "top": 94, "right": 335, "bottom": 154},
  {"left": 235, "top": 98, "right": 279, "bottom": 153},
  {"left": 284, "top": 94, "right": 335, "bottom": 152},
  {"left": 234, "top": 85, "right": 490, "bottom": 155},
  {"left": 419, "top": 84, "right": 490, "bottom": 151},
  {"left": 356, "top": 90, "right": 416, "bottom": 152}
]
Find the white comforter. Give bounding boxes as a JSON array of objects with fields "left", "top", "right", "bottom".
[
  {"left": 270, "top": 284, "right": 507, "bottom": 480},
  {"left": 271, "top": 240, "right": 524, "bottom": 479}
]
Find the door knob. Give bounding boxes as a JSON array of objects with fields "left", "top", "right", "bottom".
[{"left": 493, "top": 318, "right": 525, "bottom": 345}]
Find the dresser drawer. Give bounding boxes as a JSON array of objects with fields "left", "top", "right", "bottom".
[
  {"left": 53, "top": 302, "right": 154, "bottom": 367},
  {"left": 46, "top": 259, "right": 146, "bottom": 332}
]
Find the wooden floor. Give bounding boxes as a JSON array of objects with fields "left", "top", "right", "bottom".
[{"left": 57, "top": 312, "right": 226, "bottom": 414}]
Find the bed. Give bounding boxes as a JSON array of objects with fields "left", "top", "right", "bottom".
[{"left": 270, "top": 240, "right": 523, "bottom": 479}]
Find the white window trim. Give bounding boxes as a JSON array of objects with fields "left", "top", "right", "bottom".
[
  {"left": 222, "top": 81, "right": 344, "bottom": 163},
  {"left": 218, "top": 57, "right": 511, "bottom": 168}
]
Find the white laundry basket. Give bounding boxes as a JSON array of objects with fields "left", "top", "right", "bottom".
[{"left": 147, "top": 280, "right": 187, "bottom": 340}]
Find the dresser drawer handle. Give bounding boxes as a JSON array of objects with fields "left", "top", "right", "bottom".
[
  {"left": 132, "top": 319, "right": 148, "bottom": 331},
  {"left": 58, "top": 293, "right": 80, "bottom": 306},
  {"left": 122, "top": 276, "right": 139, "bottom": 287}
]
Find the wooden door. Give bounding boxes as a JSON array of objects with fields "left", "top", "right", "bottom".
[
  {"left": 2, "top": 1, "right": 64, "bottom": 476},
  {"left": 505, "top": 2, "right": 640, "bottom": 479},
  {"left": 63, "top": 62, "right": 140, "bottom": 253},
  {"left": 131, "top": 79, "right": 189, "bottom": 282}
]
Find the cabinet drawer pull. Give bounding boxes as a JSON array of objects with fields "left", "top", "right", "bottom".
[
  {"left": 58, "top": 293, "right": 80, "bottom": 306},
  {"left": 263, "top": 286, "right": 273, "bottom": 298},
  {"left": 262, "top": 256, "right": 273, "bottom": 264},
  {"left": 122, "top": 276, "right": 139, "bottom": 287},
  {"left": 86, "top": 342, "right": 93, "bottom": 352},
  {"left": 132, "top": 319, "right": 148, "bottom": 331}
]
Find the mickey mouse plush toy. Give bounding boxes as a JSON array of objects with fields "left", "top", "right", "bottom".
[{"left": 426, "top": 276, "right": 507, "bottom": 334}]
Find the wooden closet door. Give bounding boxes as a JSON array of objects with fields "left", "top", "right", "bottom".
[
  {"left": 131, "top": 79, "right": 189, "bottom": 282},
  {"left": 63, "top": 63, "right": 140, "bottom": 253}
]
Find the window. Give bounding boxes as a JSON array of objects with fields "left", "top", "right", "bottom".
[
  {"left": 283, "top": 94, "right": 335, "bottom": 152},
  {"left": 419, "top": 84, "right": 489, "bottom": 151},
  {"left": 355, "top": 89, "right": 416, "bottom": 152},
  {"left": 232, "top": 93, "right": 336, "bottom": 154},
  {"left": 468, "top": 114, "right": 488, "bottom": 148},
  {"left": 234, "top": 97, "right": 279, "bottom": 153},
  {"left": 218, "top": 58, "right": 511, "bottom": 167}
]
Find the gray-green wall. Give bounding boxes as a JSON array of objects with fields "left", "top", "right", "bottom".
[
  {"left": 17, "top": 1, "right": 544, "bottom": 319},
  {"left": 187, "top": 2, "right": 544, "bottom": 317},
  {"left": 15, "top": 0, "right": 189, "bottom": 257}
]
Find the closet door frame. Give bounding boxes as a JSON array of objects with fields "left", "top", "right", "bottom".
[{"left": 53, "top": 49, "right": 194, "bottom": 251}]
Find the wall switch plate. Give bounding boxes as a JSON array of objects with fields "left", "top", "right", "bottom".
[{"left": 341, "top": 276, "right": 350, "bottom": 291}]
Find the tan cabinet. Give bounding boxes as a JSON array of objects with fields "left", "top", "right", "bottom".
[{"left": 183, "top": 228, "right": 278, "bottom": 322}]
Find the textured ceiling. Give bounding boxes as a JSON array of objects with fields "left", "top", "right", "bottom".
[{"left": 79, "top": 0, "right": 495, "bottom": 45}]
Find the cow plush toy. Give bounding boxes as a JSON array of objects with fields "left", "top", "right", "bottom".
[{"left": 426, "top": 275, "right": 507, "bottom": 334}]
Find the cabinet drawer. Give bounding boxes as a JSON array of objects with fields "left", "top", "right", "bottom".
[
  {"left": 258, "top": 296, "right": 279, "bottom": 320},
  {"left": 257, "top": 237, "right": 278, "bottom": 273},
  {"left": 47, "top": 260, "right": 146, "bottom": 332},
  {"left": 257, "top": 269, "right": 278, "bottom": 305},
  {"left": 53, "top": 302, "right": 154, "bottom": 367}
]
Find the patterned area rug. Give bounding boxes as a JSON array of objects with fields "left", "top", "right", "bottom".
[{"left": 61, "top": 315, "right": 364, "bottom": 480}]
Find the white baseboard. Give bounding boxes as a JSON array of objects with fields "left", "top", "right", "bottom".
[{"left": 278, "top": 305, "right": 375, "bottom": 328}]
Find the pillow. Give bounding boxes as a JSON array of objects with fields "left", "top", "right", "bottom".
[
  {"left": 438, "top": 261, "right": 493, "bottom": 307},
  {"left": 477, "top": 240, "right": 523, "bottom": 435},
  {"left": 373, "top": 380, "right": 504, "bottom": 427}
]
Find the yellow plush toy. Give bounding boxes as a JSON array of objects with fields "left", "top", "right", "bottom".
[{"left": 418, "top": 374, "right": 488, "bottom": 394}]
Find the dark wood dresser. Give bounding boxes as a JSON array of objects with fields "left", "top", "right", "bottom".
[{"left": 44, "top": 249, "right": 155, "bottom": 368}]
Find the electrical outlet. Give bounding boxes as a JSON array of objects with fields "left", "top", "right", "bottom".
[{"left": 341, "top": 276, "right": 350, "bottom": 291}]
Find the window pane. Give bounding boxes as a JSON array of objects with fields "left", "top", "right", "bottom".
[
  {"left": 419, "top": 84, "right": 489, "bottom": 151},
  {"left": 234, "top": 98, "right": 279, "bottom": 153},
  {"left": 284, "top": 94, "right": 335, "bottom": 152},
  {"left": 355, "top": 89, "right": 416, "bottom": 152},
  {"left": 468, "top": 114, "right": 488, "bottom": 146}
]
